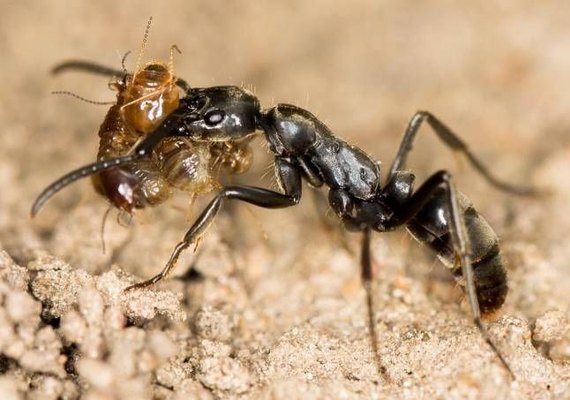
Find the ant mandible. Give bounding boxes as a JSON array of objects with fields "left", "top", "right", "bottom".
[{"left": 32, "top": 45, "right": 538, "bottom": 380}]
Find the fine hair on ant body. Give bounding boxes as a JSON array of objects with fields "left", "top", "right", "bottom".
[{"left": 33, "top": 26, "right": 539, "bottom": 380}]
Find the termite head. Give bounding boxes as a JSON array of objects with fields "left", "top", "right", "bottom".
[
  {"left": 120, "top": 61, "right": 180, "bottom": 134},
  {"left": 111, "top": 17, "right": 183, "bottom": 135}
]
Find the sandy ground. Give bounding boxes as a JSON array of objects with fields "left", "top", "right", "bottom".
[{"left": 1, "top": 1, "right": 570, "bottom": 399}]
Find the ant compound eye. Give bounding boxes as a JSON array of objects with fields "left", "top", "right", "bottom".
[{"left": 204, "top": 109, "right": 226, "bottom": 126}]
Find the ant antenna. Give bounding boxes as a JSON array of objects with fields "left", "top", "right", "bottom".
[
  {"left": 133, "top": 16, "right": 153, "bottom": 78},
  {"left": 51, "top": 91, "right": 114, "bottom": 106},
  {"left": 32, "top": 107, "right": 184, "bottom": 218}
]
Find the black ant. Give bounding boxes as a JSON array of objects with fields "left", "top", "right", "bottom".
[{"left": 32, "top": 38, "right": 539, "bottom": 380}]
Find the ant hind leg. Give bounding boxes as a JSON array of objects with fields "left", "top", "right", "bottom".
[{"left": 388, "top": 111, "right": 539, "bottom": 196}]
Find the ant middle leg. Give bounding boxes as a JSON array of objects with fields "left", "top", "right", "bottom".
[
  {"left": 327, "top": 189, "right": 389, "bottom": 378},
  {"left": 388, "top": 111, "right": 537, "bottom": 196},
  {"left": 360, "top": 228, "right": 389, "bottom": 380}
]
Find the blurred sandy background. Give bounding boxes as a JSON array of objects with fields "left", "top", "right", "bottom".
[{"left": 1, "top": 1, "right": 570, "bottom": 399}]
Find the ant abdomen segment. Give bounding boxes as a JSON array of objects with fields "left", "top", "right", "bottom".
[{"left": 407, "top": 186, "right": 507, "bottom": 314}]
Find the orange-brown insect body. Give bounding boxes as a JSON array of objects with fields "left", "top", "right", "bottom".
[
  {"left": 92, "top": 60, "right": 254, "bottom": 214},
  {"left": 92, "top": 61, "right": 180, "bottom": 212},
  {"left": 122, "top": 63, "right": 180, "bottom": 134}
]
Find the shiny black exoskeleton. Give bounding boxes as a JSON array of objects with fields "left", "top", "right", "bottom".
[{"left": 33, "top": 79, "right": 538, "bottom": 379}]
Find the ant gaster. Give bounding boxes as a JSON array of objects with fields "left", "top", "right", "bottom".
[{"left": 33, "top": 41, "right": 538, "bottom": 380}]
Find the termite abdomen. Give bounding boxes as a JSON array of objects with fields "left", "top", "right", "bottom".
[{"left": 154, "top": 138, "right": 215, "bottom": 193}]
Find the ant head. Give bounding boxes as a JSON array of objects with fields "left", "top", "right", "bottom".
[{"left": 174, "top": 86, "right": 260, "bottom": 142}]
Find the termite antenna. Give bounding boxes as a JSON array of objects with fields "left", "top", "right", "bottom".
[
  {"left": 51, "top": 90, "right": 114, "bottom": 105},
  {"left": 169, "top": 44, "right": 182, "bottom": 74},
  {"left": 167, "top": 44, "right": 191, "bottom": 92},
  {"left": 133, "top": 16, "right": 153, "bottom": 78},
  {"left": 100, "top": 205, "right": 113, "bottom": 254}
]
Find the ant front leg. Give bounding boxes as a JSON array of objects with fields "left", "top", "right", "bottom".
[
  {"left": 125, "top": 158, "right": 302, "bottom": 290},
  {"left": 388, "top": 111, "right": 537, "bottom": 196},
  {"left": 327, "top": 189, "right": 389, "bottom": 378}
]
